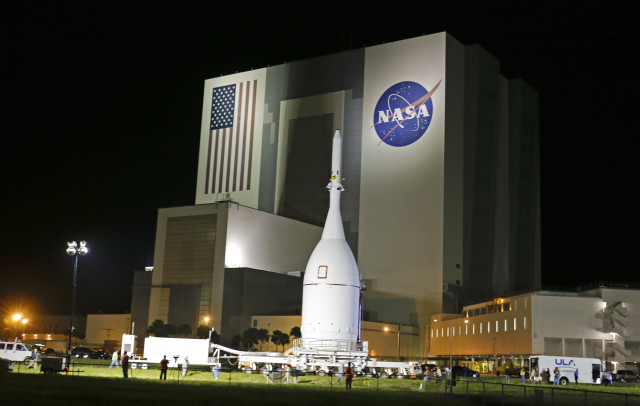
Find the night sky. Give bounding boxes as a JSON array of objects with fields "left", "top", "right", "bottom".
[{"left": 2, "top": 2, "right": 638, "bottom": 317}]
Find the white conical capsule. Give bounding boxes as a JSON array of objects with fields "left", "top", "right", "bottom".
[{"left": 300, "top": 130, "right": 361, "bottom": 347}]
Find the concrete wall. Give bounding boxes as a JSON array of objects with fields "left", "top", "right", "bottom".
[
  {"left": 148, "top": 203, "right": 320, "bottom": 338},
  {"left": 84, "top": 314, "right": 131, "bottom": 349}
]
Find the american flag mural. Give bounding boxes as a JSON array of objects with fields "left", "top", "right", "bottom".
[{"left": 204, "top": 80, "right": 258, "bottom": 194}]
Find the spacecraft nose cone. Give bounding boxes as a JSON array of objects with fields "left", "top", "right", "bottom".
[{"left": 303, "top": 239, "right": 360, "bottom": 287}]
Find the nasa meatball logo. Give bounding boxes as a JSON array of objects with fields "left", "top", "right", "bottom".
[{"left": 373, "top": 79, "right": 441, "bottom": 147}]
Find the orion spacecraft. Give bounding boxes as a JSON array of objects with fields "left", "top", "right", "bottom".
[{"left": 300, "top": 130, "right": 362, "bottom": 349}]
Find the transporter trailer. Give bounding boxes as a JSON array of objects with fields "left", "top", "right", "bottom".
[
  {"left": 212, "top": 339, "right": 422, "bottom": 378},
  {"left": 122, "top": 333, "right": 421, "bottom": 377}
]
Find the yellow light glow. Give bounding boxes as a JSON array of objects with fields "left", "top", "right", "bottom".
[
  {"left": 12, "top": 314, "right": 22, "bottom": 321},
  {"left": 433, "top": 319, "right": 438, "bottom": 322},
  {"left": 34, "top": 334, "right": 37, "bottom": 337},
  {"left": 383, "top": 327, "right": 389, "bottom": 332},
  {"left": 464, "top": 319, "right": 469, "bottom": 324},
  {"left": 22, "top": 319, "right": 28, "bottom": 324},
  {"left": 204, "top": 316, "right": 210, "bottom": 323}
]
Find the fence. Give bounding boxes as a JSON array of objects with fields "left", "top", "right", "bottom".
[{"left": 448, "top": 378, "right": 640, "bottom": 405}]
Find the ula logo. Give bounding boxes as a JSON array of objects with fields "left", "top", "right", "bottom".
[
  {"left": 555, "top": 359, "right": 575, "bottom": 366},
  {"left": 373, "top": 79, "right": 441, "bottom": 147}
]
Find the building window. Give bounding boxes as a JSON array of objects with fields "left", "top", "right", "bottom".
[
  {"left": 514, "top": 318, "right": 517, "bottom": 330},
  {"left": 495, "top": 321, "right": 499, "bottom": 332},
  {"left": 447, "top": 327, "right": 449, "bottom": 337},
  {"left": 480, "top": 323, "right": 483, "bottom": 334},
  {"left": 453, "top": 326, "right": 456, "bottom": 337},
  {"left": 436, "top": 328, "right": 438, "bottom": 338},
  {"left": 459, "top": 326, "right": 462, "bottom": 335},
  {"left": 441, "top": 328, "right": 444, "bottom": 337},
  {"left": 514, "top": 299, "right": 518, "bottom": 310},
  {"left": 488, "top": 322, "right": 491, "bottom": 333},
  {"left": 524, "top": 316, "right": 527, "bottom": 329},
  {"left": 465, "top": 325, "right": 468, "bottom": 335},
  {"left": 473, "top": 324, "right": 476, "bottom": 334},
  {"left": 431, "top": 329, "right": 434, "bottom": 338},
  {"left": 504, "top": 319, "right": 508, "bottom": 332},
  {"left": 524, "top": 298, "right": 527, "bottom": 309}
]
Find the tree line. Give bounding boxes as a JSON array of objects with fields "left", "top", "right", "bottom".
[{"left": 146, "top": 320, "right": 301, "bottom": 351}]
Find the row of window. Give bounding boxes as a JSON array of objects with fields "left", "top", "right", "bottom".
[
  {"left": 431, "top": 317, "right": 528, "bottom": 339},
  {"left": 464, "top": 298, "right": 528, "bottom": 317}
]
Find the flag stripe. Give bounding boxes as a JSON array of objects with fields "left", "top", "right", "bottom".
[
  {"left": 233, "top": 82, "right": 244, "bottom": 192},
  {"left": 205, "top": 130, "right": 213, "bottom": 194},
  {"left": 212, "top": 129, "right": 220, "bottom": 194},
  {"left": 240, "top": 81, "right": 250, "bottom": 190},
  {"left": 247, "top": 79, "right": 257, "bottom": 190},
  {"left": 218, "top": 128, "right": 226, "bottom": 193}
]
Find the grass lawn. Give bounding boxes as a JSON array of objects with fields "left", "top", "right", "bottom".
[{"left": 3, "top": 360, "right": 640, "bottom": 405}]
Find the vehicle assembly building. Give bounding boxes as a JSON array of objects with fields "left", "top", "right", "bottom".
[{"left": 133, "top": 32, "right": 541, "bottom": 358}]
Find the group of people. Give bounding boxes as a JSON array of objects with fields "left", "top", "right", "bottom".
[
  {"left": 422, "top": 366, "right": 445, "bottom": 385},
  {"left": 107, "top": 349, "right": 129, "bottom": 378},
  {"left": 335, "top": 363, "right": 355, "bottom": 389}
]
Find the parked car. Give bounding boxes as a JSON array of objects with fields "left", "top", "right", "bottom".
[
  {"left": 42, "top": 348, "right": 57, "bottom": 356},
  {"left": 89, "top": 349, "right": 109, "bottom": 359},
  {"left": 614, "top": 370, "right": 640, "bottom": 383},
  {"left": 451, "top": 366, "right": 480, "bottom": 377},
  {"left": 70, "top": 347, "right": 94, "bottom": 358}
]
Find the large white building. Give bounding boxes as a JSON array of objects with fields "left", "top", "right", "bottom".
[
  {"left": 429, "top": 284, "right": 640, "bottom": 372},
  {"left": 137, "top": 32, "right": 541, "bottom": 356}
]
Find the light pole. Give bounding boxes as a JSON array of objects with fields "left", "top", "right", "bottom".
[{"left": 66, "top": 240, "right": 88, "bottom": 366}]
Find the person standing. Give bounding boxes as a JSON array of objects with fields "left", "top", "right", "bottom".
[
  {"left": 424, "top": 368, "right": 430, "bottom": 385},
  {"left": 291, "top": 367, "right": 298, "bottom": 384},
  {"left": 505, "top": 367, "right": 511, "bottom": 383},
  {"left": 160, "top": 355, "right": 169, "bottom": 380},
  {"left": 109, "top": 350, "right": 119, "bottom": 369},
  {"left": 553, "top": 367, "right": 560, "bottom": 385},
  {"left": 521, "top": 368, "right": 526, "bottom": 384},
  {"left": 574, "top": 368, "right": 579, "bottom": 384},
  {"left": 29, "top": 347, "right": 38, "bottom": 369},
  {"left": 336, "top": 363, "right": 344, "bottom": 383},
  {"left": 181, "top": 356, "right": 189, "bottom": 378},
  {"left": 344, "top": 363, "right": 354, "bottom": 390},
  {"left": 121, "top": 351, "right": 129, "bottom": 379}
]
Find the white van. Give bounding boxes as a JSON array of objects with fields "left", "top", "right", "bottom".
[
  {"left": 530, "top": 355, "right": 603, "bottom": 385},
  {"left": 0, "top": 341, "right": 33, "bottom": 362}
]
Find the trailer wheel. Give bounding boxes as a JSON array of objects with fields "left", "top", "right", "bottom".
[
  {"left": 560, "top": 377, "right": 569, "bottom": 385},
  {"left": 130, "top": 363, "right": 137, "bottom": 369},
  {"left": 142, "top": 363, "right": 150, "bottom": 370},
  {"left": 379, "top": 372, "right": 389, "bottom": 379},
  {"left": 316, "top": 370, "right": 326, "bottom": 377},
  {"left": 242, "top": 366, "right": 253, "bottom": 374}
]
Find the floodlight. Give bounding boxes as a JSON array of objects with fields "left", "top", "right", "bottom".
[
  {"left": 78, "top": 241, "right": 88, "bottom": 255},
  {"left": 66, "top": 241, "right": 77, "bottom": 255}
]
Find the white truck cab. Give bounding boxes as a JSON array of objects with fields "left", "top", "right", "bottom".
[{"left": 0, "top": 341, "right": 32, "bottom": 362}]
